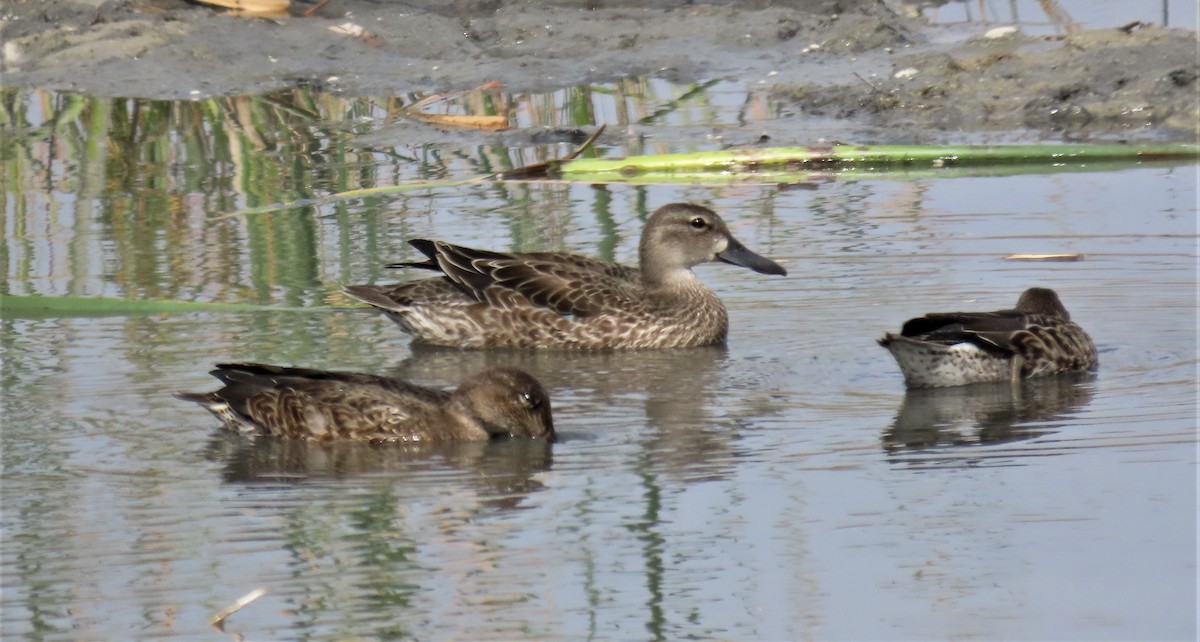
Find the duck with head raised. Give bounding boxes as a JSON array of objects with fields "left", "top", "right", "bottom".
[
  {"left": 343, "top": 203, "right": 787, "bottom": 349},
  {"left": 175, "top": 364, "right": 555, "bottom": 443},
  {"left": 878, "top": 287, "right": 1098, "bottom": 388}
]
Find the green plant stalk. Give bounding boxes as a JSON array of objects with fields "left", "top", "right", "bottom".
[
  {"left": 556, "top": 143, "right": 1200, "bottom": 176},
  {"left": 227, "top": 143, "right": 1198, "bottom": 216},
  {"left": 534, "top": 158, "right": 1199, "bottom": 185},
  {"left": 0, "top": 294, "right": 324, "bottom": 318}
]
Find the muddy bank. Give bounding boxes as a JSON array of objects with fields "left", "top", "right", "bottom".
[
  {"left": 780, "top": 25, "right": 1199, "bottom": 141},
  {"left": 2, "top": 0, "right": 1196, "bottom": 142}
]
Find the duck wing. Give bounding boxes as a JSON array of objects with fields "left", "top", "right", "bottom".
[
  {"left": 344, "top": 278, "right": 473, "bottom": 310},
  {"left": 405, "top": 240, "right": 643, "bottom": 317},
  {"left": 899, "top": 308, "right": 1039, "bottom": 353},
  {"left": 196, "top": 364, "right": 447, "bottom": 439}
]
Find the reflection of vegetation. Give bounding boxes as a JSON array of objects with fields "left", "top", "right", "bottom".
[
  {"left": 629, "top": 468, "right": 667, "bottom": 641},
  {"left": 3, "top": 89, "right": 391, "bottom": 304},
  {"left": 348, "top": 490, "right": 421, "bottom": 625},
  {"left": 0, "top": 80, "right": 805, "bottom": 640},
  {"left": 3, "top": 81, "right": 752, "bottom": 306},
  {"left": 204, "top": 435, "right": 555, "bottom": 638},
  {"left": 635, "top": 79, "right": 723, "bottom": 125},
  {"left": 279, "top": 485, "right": 417, "bottom": 640},
  {"left": 591, "top": 187, "right": 619, "bottom": 262},
  {"left": 0, "top": 322, "right": 76, "bottom": 638}
]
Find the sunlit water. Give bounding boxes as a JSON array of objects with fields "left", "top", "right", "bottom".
[{"left": 2, "top": 86, "right": 1196, "bottom": 640}]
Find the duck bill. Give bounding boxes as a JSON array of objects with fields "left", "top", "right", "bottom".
[{"left": 717, "top": 238, "right": 787, "bottom": 276}]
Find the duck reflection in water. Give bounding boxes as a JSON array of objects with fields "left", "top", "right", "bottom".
[
  {"left": 392, "top": 341, "right": 764, "bottom": 485},
  {"left": 204, "top": 433, "right": 554, "bottom": 509},
  {"left": 883, "top": 372, "right": 1096, "bottom": 460}
]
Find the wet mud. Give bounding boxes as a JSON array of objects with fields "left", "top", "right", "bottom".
[{"left": 2, "top": 0, "right": 1197, "bottom": 142}]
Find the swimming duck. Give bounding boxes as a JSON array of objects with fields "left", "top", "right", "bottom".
[
  {"left": 342, "top": 203, "right": 787, "bottom": 349},
  {"left": 175, "top": 363, "right": 555, "bottom": 443},
  {"left": 878, "top": 287, "right": 1098, "bottom": 388}
]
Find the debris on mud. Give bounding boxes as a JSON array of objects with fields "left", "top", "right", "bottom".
[{"left": 1, "top": 0, "right": 1195, "bottom": 142}]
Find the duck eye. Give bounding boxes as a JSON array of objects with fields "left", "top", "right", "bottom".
[
  {"left": 690, "top": 217, "right": 707, "bottom": 229},
  {"left": 519, "top": 391, "right": 540, "bottom": 409}
]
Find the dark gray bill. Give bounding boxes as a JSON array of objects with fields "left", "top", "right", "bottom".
[{"left": 717, "top": 237, "right": 787, "bottom": 276}]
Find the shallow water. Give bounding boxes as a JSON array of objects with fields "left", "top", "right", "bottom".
[
  {"left": 2, "top": 86, "right": 1197, "bottom": 640},
  {"left": 915, "top": 0, "right": 1197, "bottom": 35}
]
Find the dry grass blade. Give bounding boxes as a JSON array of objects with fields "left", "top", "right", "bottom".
[
  {"left": 193, "top": 0, "right": 290, "bottom": 18},
  {"left": 404, "top": 81, "right": 508, "bottom": 130},
  {"left": 404, "top": 112, "right": 509, "bottom": 130},
  {"left": 1004, "top": 253, "right": 1085, "bottom": 262},
  {"left": 211, "top": 588, "right": 267, "bottom": 631}
]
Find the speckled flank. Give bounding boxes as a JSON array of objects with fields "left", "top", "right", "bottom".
[
  {"left": 881, "top": 337, "right": 1012, "bottom": 388},
  {"left": 879, "top": 287, "right": 1098, "bottom": 389},
  {"left": 343, "top": 203, "right": 786, "bottom": 350},
  {"left": 175, "top": 364, "right": 555, "bottom": 443}
]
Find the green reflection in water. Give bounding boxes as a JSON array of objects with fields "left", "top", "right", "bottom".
[
  {"left": 632, "top": 468, "right": 666, "bottom": 641},
  {"left": 278, "top": 485, "right": 418, "bottom": 640},
  {"left": 4, "top": 89, "right": 383, "bottom": 304},
  {"left": 0, "top": 79, "right": 798, "bottom": 640},
  {"left": 591, "top": 186, "right": 619, "bottom": 263},
  {"left": 0, "top": 322, "right": 77, "bottom": 637},
  {"left": 6, "top": 83, "right": 714, "bottom": 305}
]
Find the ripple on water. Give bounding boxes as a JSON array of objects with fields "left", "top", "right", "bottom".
[{"left": 3, "top": 143, "right": 1196, "bottom": 639}]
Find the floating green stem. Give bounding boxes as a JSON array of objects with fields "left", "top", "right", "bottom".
[
  {"left": 556, "top": 143, "right": 1200, "bottom": 177},
  {"left": 0, "top": 295, "right": 324, "bottom": 319}
]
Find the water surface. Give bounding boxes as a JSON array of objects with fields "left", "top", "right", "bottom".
[{"left": 2, "top": 86, "right": 1196, "bottom": 640}]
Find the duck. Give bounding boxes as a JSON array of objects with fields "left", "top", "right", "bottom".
[
  {"left": 174, "top": 363, "right": 555, "bottom": 443},
  {"left": 342, "top": 203, "right": 787, "bottom": 349},
  {"left": 878, "top": 287, "right": 1098, "bottom": 388}
]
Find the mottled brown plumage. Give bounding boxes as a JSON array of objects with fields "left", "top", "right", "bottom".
[
  {"left": 878, "top": 287, "right": 1099, "bottom": 388},
  {"left": 343, "top": 203, "right": 787, "bottom": 349},
  {"left": 175, "top": 364, "right": 555, "bottom": 443}
]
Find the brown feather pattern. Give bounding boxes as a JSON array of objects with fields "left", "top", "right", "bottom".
[
  {"left": 878, "top": 287, "right": 1098, "bottom": 388},
  {"left": 343, "top": 203, "right": 787, "bottom": 349},
  {"left": 175, "top": 363, "right": 554, "bottom": 443}
]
